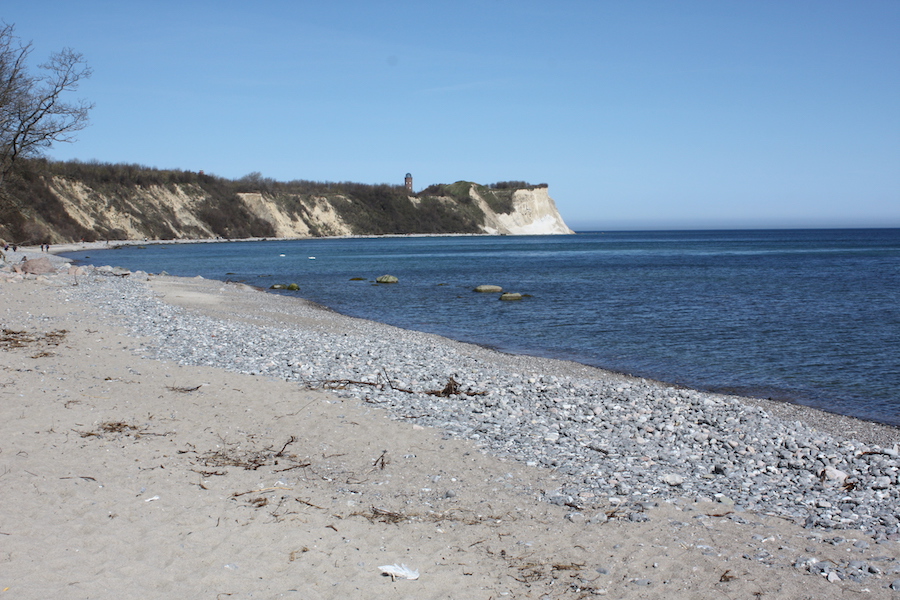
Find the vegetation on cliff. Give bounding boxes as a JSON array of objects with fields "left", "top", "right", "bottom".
[{"left": 0, "top": 158, "right": 549, "bottom": 243}]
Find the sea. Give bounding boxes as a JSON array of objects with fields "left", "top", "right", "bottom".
[{"left": 62, "top": 229, "right": 900, "bottom": 427}]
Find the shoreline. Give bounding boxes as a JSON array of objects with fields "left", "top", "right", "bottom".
[
  {"left": 3, "top": 255, "right": 900, "bottom": 597},
  {"left": 140, "top": 274, "right": 900, "bottom": 448},
  {"left": 53, "top": 266, "right": 900, "bottom": 502},
  {"left": 33, "top": 231, "right": 507, "bottom": 255},
  {"left": 44, "top": 239, "right": 900, "bottom": 433}
]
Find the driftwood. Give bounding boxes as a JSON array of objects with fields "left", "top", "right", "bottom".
[
  {"left": 167, "top": 384, "right": 202, "bottom": 393},
  {"left": 308, "top": 371, "right": 486, "bottom": 397}
]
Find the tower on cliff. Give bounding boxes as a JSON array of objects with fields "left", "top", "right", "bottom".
[{"left": 404, "top": 173, "right": 413, "bottom": 193}]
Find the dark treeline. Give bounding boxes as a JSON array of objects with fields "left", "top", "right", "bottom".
[
  {"left": 488, "top": 181, "right": 548, "bottom": 190},
  {"left": 18, "top": 158, "right": 542, "bottom": 201}
]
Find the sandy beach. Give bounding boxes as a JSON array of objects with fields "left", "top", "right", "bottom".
[{"left": 2, "top": 248, "right": 900, "bottom": 598}]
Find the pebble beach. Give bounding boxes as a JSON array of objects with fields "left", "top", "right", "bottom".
[{"left": 2, "top": 247, "right": 900, "bottom": 598}]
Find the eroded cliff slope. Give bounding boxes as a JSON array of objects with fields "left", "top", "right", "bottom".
[{"left": 0, "top": 162, "right": 573, "bottom": 243}]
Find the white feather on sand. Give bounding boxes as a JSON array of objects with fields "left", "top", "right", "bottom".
[{"left": 378, "top": 563, "right": 419, "bottom": 580}]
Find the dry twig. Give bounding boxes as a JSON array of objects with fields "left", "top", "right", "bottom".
[{"left": 167, "top": 384, "right": 202, "bottom": 393}]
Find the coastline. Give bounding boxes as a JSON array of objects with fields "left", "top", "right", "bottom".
[
  {"left": 144, "top": 273, "right": 900, "bottom": 449},
  {"left": 47, "top": 238, "right": 900, "bottom": 435},
  {"left": 3, "top": 254, "right": 900, "bottom": 597},
  {"left": 36, "top": 230, "right": 505, "bottom": 255}
]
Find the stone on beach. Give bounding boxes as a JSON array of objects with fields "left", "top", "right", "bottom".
[
  {"left": 20, "top": 257, "right": 55, "bottom": 274},
  {"left": 822, "top": 466, "right": 849, "bottom": 484},
  {"left": 662, "top": 473, "right": 685, "bottom": 486}
]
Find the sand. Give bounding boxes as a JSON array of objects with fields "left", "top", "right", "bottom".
[{"left": 2, "top": 271, "right": 899, "bottom": 598}]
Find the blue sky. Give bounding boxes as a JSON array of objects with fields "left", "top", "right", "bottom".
[{"left": 4, "top": 1, "right": 899, "bottom": 230}]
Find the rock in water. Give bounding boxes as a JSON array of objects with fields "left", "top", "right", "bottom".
[
  {"left": 499, "top": 292, "right": 522, "bottom": 301},
  {"left": 376, "top": 275, "right": 398, "bottom": 284},
  {"left": 474, "top": 285, "right": 503, "bottom": 293}
]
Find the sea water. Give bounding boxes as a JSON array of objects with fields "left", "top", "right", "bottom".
[{"left": 62, "top": 229, "right": 900, "bottom": 426}]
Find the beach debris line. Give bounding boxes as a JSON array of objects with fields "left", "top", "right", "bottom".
[
  {"left": 510, "top": 561, "right": 587, "bottom": 586},
  {"left": 368, "top": 506, "right": 405, "bottom": 524},
  {"left": 310, "top": 370, "right": 486, "bottom": 398},
  {"left": 186, "top": 436, "right": 312, "bottom": 514},
  {"left": 378, "top": 563, "right": 419, "bottom": 581},
  {"left": 97, "top": 421, "right": 139, "bottom": 434},
  {"left": 195, "top": 436, "right": 310, "bottom": 472},
  {"left": 0, "top": 328, "right": 67, "bottom": 350},
  {"left": 78, "top": 420, "right": 174, "bottom": 439},
  {"left": 350, "top": 506, "right": 512, "bottom": 526},
  {"left": 231, "top": 485, "right": 293, "bottom": 498}
]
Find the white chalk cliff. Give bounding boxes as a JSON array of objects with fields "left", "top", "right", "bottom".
[{"left": 471, "top": 186, "right": 574, "bottom": 235}]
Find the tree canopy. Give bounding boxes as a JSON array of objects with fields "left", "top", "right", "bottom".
[{"left": 0, "top": 22, "right": 93, "bottom": 190}]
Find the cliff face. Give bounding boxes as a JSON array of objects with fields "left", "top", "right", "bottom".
[
  {"left": 235, "top": 193, "right": 354, "bottom": 238},
  {"left": 3, "top": 172, "right": 573, "bottom": 243},
  {"left": 46, "top": 178, "right": 219, "bottom": 240},
  {"left": 471, "top": 186, "right": 574, "bottom": 235}
]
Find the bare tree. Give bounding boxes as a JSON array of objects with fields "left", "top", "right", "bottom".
[{"left": 0, "top": 23, "right": 93, "bottom": 189}]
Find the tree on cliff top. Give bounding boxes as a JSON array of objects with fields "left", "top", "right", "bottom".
[{"left": 0, "top": 23, "right": 93, "bottom": 192}]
